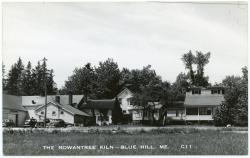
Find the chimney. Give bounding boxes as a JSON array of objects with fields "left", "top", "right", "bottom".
[
  {"left": 55, "top": 96, "right": 60, "bottom": 104},
  {"left": 69, "top": 92, "right": 73, "bottom": 105}
]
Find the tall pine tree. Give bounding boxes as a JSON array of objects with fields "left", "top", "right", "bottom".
[
  {"left": 22, "top": 61, "right": 34, "bottom": 95},
  {"left": 6, "top": 57, "right": 24, "bottom": 95}
]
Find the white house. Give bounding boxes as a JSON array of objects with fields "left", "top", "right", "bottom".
[
  {"left": 116, "top": 88, "right": 134, "bottom": 114},
  {"left": 184, "top": 86, "right": 225, "bottom": 122},
  {"left": 116, "top": 88, "right": 147, "bottom": 123},
  {"left": 21, "top": 95, "right": 83, "bottom": 119},
  {"left": 34, "top": 101, "right": 90, "bottom": 124}
]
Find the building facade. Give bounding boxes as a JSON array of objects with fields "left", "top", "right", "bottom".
[
  {"left": 78, "top": 99, "right": 115, "bottom": 126},
  {"left": 3, "top": 94, "right": 28, "bottom": 127},
  {"left": 184, "top": 87, "right": 225, "bottom": 122}
]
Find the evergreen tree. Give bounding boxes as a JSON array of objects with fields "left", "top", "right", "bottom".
[
  {"left": 32, "top": 61, "right": 44, "bottom": 95},
  {"left": 22, "top": 61, "right": 34, "bottom": 95},
  {"left": 6, "top": 57, "right": 24, "bottom": 95},
  {"left": 46, "top": 69, "right": 57, "bottom": 95},
  {"left": 2, "top": 63, "right": 7, "bottom": 90}
]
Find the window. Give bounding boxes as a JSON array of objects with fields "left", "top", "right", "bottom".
[
  {"left": 60, "top": 111, "right": 64, "bottom": 115},
  {"left": 211, "top": 90, "right": 220, "bottom": 94},
  {"left": 118, "top": 98, "right": 122, "bottom": 103},
  {"left": 127, "top": 98, "right": 130, "bottom": 105},
  {"left": 122, "top": 110, "right": 127, "bottom": 114},
  {"left": 41, "top": 111, "right": 44, "bottom": 115},
  {"left": 52, "top": 111, "right": 56, "bottom": 116},
  {"left": 199, "top": 107, "right": 212, "bottom": 115},
  {"left": 192, "top": 90, "right": 201, "bottom": 95},
  {"left": 32, "top": 100, "right": 36, "bottom": 104},
  {"left": 186, "top": 108, "right": 198, "bottom": 115}
]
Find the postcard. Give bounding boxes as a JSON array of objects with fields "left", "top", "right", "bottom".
[{"left": 1, "top": 1, "right": 248, "bottom": 156}]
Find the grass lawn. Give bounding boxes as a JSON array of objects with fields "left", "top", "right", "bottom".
[{"left": 3, "top": 129, "right": 248, "bottom": 155}]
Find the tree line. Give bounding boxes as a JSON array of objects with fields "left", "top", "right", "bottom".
[
  {"left": 2, "top": 50, "right": 247, "bottom": 126},
  {"left": 3, "top": 57, "right": 57, "bottom": 96}
]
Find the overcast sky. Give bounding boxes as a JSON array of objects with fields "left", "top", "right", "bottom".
[{"left": 2, "top": 2, "right": 248, "bottom": 88}]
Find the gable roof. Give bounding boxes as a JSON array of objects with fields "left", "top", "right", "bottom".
[
  {"left": 184, "top": 95, "right": 224, "bottom": 106},
  {"left": 35, "top": 102, "right": 91, "bottom": 116},
  {"left": 3, "top": 94, "right": 27, "bottom": 111},
  {"left": 116, "top": 88, "right": 134, "bottom": 98},
  {"left": 79, "top": 99, "right": 115, "bottom": 109}
]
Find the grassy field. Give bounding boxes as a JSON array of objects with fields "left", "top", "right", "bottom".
[{"left": 3, "top": 127, "right": 248, "bottom": 155}]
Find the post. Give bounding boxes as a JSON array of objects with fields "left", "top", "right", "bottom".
[{"left": 42, "top": 57, "right": 48, "bottom": 128}]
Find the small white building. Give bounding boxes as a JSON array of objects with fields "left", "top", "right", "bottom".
[
  {"left": 184, "top": 87, "right": 225, "bottom": 122},
  {"left": 34, "top": 101, "right": 90, "bottom": 124},
  {"left": 21, "top": 94, "right": 86, "bottom": 124}
]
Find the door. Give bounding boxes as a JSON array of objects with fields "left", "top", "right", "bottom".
[{"left": 8, "top": 114, "right": 17, "bottom": 126}]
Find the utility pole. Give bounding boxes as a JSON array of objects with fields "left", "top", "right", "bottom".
[{"left": 42, "top": 57, "right": 48, "bottom": 128}]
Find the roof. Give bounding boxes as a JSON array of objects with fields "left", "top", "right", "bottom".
[
  {"left": 22, "top": 95, "right": 84, "bottom": 106},
  {"left": 35, "top": 102, "right": 91, "bottom": 116},
  {"left": 187, "top": 86, "right": 225, "bottom": 91},
  {"left": 166, "top": 101, "right": 185, "bottom": 109},
  {"left": 129, "top": 105, "right": 144, "bottom": 110},
  {"left": 116, "top": 88, "right": 134, "bottom": 98},
  {"left": 147, "top": 102, "right": 163, "bottom": 109},
  {"left": 3, "top": 94, "right": 27, "bottom": 111},
  {"left": 184, "top": 95, "right": 224, "bottom": 106},
  {"left": 79, "top": 99, "right": 115, "bottom": 109}
]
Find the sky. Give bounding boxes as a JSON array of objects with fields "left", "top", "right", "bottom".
[{"left": 2, "top": 2, "right": 248, "bottom": 88}]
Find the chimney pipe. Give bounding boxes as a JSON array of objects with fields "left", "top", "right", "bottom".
[{"left": 69, "top": 92, "right": 73, "bottom": 105}]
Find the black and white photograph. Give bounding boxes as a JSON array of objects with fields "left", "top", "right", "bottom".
[{"left": 1, "top": 1, "right": 248, "bottom": 156}]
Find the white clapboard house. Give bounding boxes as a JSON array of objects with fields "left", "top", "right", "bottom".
[
  {"left": 21, "top": 94, "right": 90, "bottom": 124},
  {"left": 183, "top": 86, "right": 225, "bottom": 122}
]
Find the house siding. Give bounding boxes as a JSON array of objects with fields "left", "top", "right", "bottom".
[
  {"left": 3, "top": 109, "right": 27, "bottom": 126},
  {"left": 36, "top": 104, "right": 75, "bottom": 124}
]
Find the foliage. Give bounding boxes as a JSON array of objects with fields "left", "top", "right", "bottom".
[
  {"left": 63, "top": 63, "right": 97, "bottom": 99},
  {"left": 95, "top": 58, "right": 121, "bottom": 99},
  {"left": 214, "top": 67, "right": 248, "bottom": 126},
  {"left": 5, "top": 57, "right": 57, "bottom": 96},
  {"left": 181, "top": 50, "right": 210, "bottom": 87},
  {"left": 2, "top": 63, "right": 7, "bottom": 90}
]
